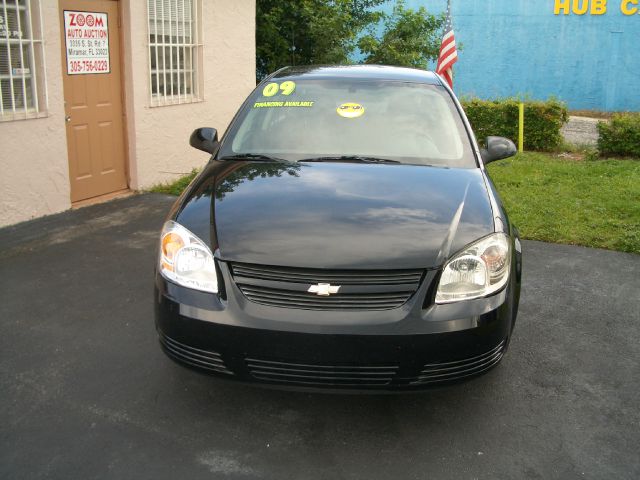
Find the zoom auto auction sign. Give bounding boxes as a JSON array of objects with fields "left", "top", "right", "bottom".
[{"left": 63, "top": 11, "right": 110, "bottom": 75}]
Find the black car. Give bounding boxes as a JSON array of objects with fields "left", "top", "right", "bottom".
[{"left": 155, "top": 65, "right": 522, "bottom": 392}]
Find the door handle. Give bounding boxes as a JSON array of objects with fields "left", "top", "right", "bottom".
[{"left": 65, "top": 115, "right": 71, "bottom": 123}]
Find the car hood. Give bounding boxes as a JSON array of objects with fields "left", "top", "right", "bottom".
[{"left": 176, "top": 161, "right": 495, "bottom": 269}]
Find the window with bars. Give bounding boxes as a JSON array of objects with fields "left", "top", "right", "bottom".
[
  {"left": 147, "top": 0, "right": 202, "bottom": 106},
  {"left": 0, "top": 0, "right": 46, "bottom": 120}
]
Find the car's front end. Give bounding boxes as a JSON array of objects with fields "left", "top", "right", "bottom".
[
  {"left": 154, "top": 65, "right": 522, "bottom": 392},
  {"left": 155, "top": 256, "right": 520, "bottom": 392}
]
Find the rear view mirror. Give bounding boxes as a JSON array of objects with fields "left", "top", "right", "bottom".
[
  {"left": 190, "top": 127, "right": 219, "bottom": 154},
  {"left": 481, "top": 136, "right": 517, "bottom": 164}
]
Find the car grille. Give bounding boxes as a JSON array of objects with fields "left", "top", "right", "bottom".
[
  {"left": 159, "top": 334, "right": 234, "bottom": 375},
  {"left": 246, "top": 358, "right": 399, "bottom": 387},
  {"left": 236, "top": 285, "right": 415, "bottom": 310},
  {"left": 407, "top": 340, "right": 506, "bottom": 385},
  {"left": 231, "top": 263, "right": 423, "bottom": 285},
  {"left": 229, "top": 262, "right": 424, "bottom": 310}
]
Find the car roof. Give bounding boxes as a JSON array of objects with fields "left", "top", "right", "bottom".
[{"left": 271, "top": 65, "right": 443, "bottom": 85}]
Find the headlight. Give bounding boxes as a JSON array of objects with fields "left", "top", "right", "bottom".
[
  {"left": 158, "top": 221, "right": 218, "bottom": 293},
  {"left": 435, "top": 233, "right": 511, "bottom": 304}
]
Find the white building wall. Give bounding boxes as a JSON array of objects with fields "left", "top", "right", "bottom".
[
  {"left": 0, "top": 0, "right": 256, "bottom": 227},
  {"left": 0, "top": 1, "right": 69, "bottom": 227},
  {"left": 122, "top": 0, "right": 256, "bottom": 190}
]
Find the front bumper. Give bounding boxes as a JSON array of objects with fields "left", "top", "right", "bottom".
[{"left": 154, "top": 262, "right": 517, "bottom": 392}]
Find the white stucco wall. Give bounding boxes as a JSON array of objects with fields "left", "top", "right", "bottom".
[
  {"left": 0, "top": 0, "right": 256, "bottom": 227},
  {"left": 0, "top": 1, "right": 70, "bottom": 227},
  {"left": 122, "top": 0, "right": 256, "bottom": 189}
]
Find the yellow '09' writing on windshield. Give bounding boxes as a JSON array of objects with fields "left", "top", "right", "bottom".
[{"left": 262, "top": 81, "right": 296, "bottom": 97}]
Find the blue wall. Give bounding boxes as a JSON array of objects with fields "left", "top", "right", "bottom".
[{"left": 384, "top": 0, "right": 639, "bottom": 111}]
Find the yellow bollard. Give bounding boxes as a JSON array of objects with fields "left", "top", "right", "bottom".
[{"left": 518, "top": 102, "right": 524, "bottom": 153}]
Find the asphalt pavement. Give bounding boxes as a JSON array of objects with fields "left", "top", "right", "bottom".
[{"left": 1, "top": 193, "right": 639, "bottom": 479}]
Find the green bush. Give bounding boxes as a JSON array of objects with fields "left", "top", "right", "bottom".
[
  {"left": 597, "top": 113, "right": 640, "bottom": 158},
  {"left": 460, "top": 98, "right": 568, "bottom": 151}
]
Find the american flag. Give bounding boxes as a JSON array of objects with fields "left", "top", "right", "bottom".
[{"left": 436, "top": 0, "right": 458, "bottom": 89}]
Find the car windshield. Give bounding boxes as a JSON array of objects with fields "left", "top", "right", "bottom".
[{"left": 218, "top": 78, "right": 477, "bottom": 168}]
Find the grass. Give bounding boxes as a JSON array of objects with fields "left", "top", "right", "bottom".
[
  {"left": 148, "top": 154, "right": 640, "bottom": 254},
  {"left": 487, "top": 152, "right": 640, "bottom": 254},
  {"left": 149, "top": 169, "right": 199, "bottom": 196}
]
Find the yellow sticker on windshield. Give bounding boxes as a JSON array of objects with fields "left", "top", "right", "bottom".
[{"left": 337, "top": 103, "right": 365, "bottom": 118}]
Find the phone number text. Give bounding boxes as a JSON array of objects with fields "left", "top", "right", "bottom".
[{"left": 68, "top": 59, "right": 109, "bottom": 74}]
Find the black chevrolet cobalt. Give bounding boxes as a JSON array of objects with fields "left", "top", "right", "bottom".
[{"left": 155, "top": 65, "right": 522, "bottom": 392}]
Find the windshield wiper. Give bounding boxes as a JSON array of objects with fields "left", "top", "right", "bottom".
[
  {"left": 298, "top": 155, "right": 400, "bottom": 164},
  {"left": 218, "top": 153, "right": 286, "bottom": 162}
]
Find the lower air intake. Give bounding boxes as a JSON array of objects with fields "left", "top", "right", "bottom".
[
  {"left": 409, "top": 340, "right": 506, "bottom": 385},
  {"left": 246, "top": 357, "right": 399, "bottom": 387},
  {"left": 160, "top": 334, "right": 234, "bottom": 375}
]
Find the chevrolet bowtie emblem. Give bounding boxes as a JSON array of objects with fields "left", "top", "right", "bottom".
[{"left": 308, "top": 283, "right": 341, "bottom": 296}]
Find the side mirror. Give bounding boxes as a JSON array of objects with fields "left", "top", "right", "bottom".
[
  {"left": 481, "top": 136, "right": 517, "bottom": 164},
  {"left": 189, "top": 127, "right": 219, "bottom": 154}
]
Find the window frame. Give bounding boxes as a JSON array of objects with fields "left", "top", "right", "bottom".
[
  {"left": 146, "top": 0, "right": 203, "bottom": 107},
  {"left": 0, "top": 0, "right": 48, "bottom": 122}
]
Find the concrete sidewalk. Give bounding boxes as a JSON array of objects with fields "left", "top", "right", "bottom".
[
  {"left": 1, "top": 194, "right": 639, "bottom": 479},
  {"left": 561, "top": 116, "right": 602, "bottom": 147}
]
